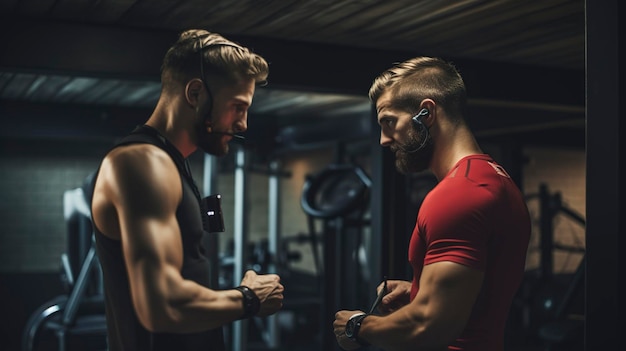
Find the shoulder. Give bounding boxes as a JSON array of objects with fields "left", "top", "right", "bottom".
[
  {"left": 101, "top": 143, "right": 178, "bottom": 181},
  {"left": 98, "top": 143, "right": 182, "bottom": 204},
  {"left": 456, "top": 155, "right": 512, "bottom": 184},
  {"left": 439, "top": 156, "right": 511, "bottom": 195},
  {"left": 420, "top": 164, "right": 498, "bottom": 223},
  {"left": 106, "top": 143, "right": 172, "bottom": 168}
]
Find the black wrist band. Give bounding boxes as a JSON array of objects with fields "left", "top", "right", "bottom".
[{"left": 234, "top": 286, "right": 260, "bottom": 319}]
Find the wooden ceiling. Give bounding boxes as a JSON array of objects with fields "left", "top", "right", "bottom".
[{"left": 0, "top": 0, "right": 586, "bottom": 153}]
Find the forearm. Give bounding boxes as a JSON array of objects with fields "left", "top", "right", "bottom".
[
  {"left": 335, "top": 264, "right": 481, "bottom": 350},
  {"left": 131, "top": 261, "right": 247, "bottom": 333},
  {"left": 359, "top": 305, "right": 451, "bottom": 351}
]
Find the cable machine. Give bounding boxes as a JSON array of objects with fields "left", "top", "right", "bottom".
[{"left": 205, "top": 146, "right": 292, "bottom": 351}]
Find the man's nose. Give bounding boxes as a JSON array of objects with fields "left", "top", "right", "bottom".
[
  {"left": 235, "top": 119, "right": 247, "bottom": 133},
  {"left": 380, "top": 131, "right": 392, "bottom": 147}
]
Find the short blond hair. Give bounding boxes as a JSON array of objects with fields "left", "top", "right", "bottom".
[
  {"left": 369, "top": 56, "right": 466, "bottom": 121},
  {"left": 161, "top": 29, "right": 269, "bottom": 92}
]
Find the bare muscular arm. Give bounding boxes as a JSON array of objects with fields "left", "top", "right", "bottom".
[
  {"left": 334, "top": 261, "right": 483, "bottom": 351},
  {"left": 93, "top": 144, "right": 283, "bottom": 333}
]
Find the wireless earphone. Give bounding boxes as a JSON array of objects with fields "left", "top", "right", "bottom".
[
  {"left": 396, "top": 107, "right": 431, "bottom": 153},
  {"left": 411, "top": 108, "right": 429, "bottom": 127}
]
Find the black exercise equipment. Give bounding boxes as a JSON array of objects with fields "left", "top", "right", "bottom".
[
  {"left": 22, "top": 174, "right": 107, "bottom": 351},
  {"left": 301, "top": 164, "right": 371, "bottom": 274},
  {"left": 537, "top": 255, "right": 585, "bottom": 350},
  {"left": 533, "top": 185, "right": 585, "bottom": 351},
  {"left": 300, "top": 163, "right": 372, "bottom": 351},
  {"left": 219, "top": 162, "right": 373, "bottom": 351},
  {"left": 301, "top": 164, "right": 371, "bottom": 219},
  {"left": 511, "top": 183, "right": 586, "bottom": 350}
]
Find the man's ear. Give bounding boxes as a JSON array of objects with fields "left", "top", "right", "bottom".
[
  {"left": 185, "top": 79, "right": 204, "bottom": 107},
  {"left": 420, "top": 98, "right": 436, "bottom": 127}
]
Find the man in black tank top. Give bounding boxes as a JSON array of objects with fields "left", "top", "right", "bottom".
[{"left": 90, "top": 29, "right": 284, "bottom": 351}]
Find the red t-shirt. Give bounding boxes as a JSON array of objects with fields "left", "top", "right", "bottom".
[{"left": 408, "top": 154, "right": 530, "bottom": 351}]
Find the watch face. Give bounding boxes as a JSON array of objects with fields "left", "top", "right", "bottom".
[{"left": 345, "top": 319, "right": 356, "bottom": 338}]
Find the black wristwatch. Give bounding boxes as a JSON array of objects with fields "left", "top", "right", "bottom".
[
  {"left": 234, "top": 286, "right": 260, "bottom": 319},
  {"left": 345, "top": 313, "right": 370, "bottom": 346}
]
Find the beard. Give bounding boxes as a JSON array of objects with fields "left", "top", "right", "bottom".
[
  {"left": 195, "top": 111, "right": 229, "bottom": 157},
  {"left": 391, "top": 128, "right": 434, "bottom": 174}
]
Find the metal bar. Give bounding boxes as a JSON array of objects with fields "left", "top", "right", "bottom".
[
  {"left": 469, "top": 98, "right": 585, "bottom": 114},
  {"left": 232, "top": 146, "right": 248, "bottom": 351},
  {"left": 559, "top": 205, "right": 586, "bottom": 227},
  {"left": 539, "top": 183, "right": 554, "bottom": 279},
  {"left": 266, "top": 160, "right": 281, "bottom": 348},
  {"left": 62, "top": 237, "right": 97, "bottom": 325}
]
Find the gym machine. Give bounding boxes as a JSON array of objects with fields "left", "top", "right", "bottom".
[
  {"left": 300, "top": 163, "right": 372, "bottom": 351},
  {"left": 512, "top": 183, "right": 586, "bottom": 351},
  {"left": 22, "top": 173, "right": 107, "bottom": 351},
  {"left": 206, "top": 147, "right": 292, "bottom": 351},
  {"left": 213, "top": 152, "right": 373, "bottom": 351}
]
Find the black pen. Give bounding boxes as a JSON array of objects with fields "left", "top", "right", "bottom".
[{"left": 369, "top": 276, "right": 388, "bottom": 314}]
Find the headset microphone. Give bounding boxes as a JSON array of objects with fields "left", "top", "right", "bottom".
[
  {"left": 218, "top": 132, "right": 246, "bottom": 140},
  {"left": 196, "top": 34, "right": 247, "bottom": 142},
  {"left": 212, "top": 131, "right": 245, "bottom": 140}
]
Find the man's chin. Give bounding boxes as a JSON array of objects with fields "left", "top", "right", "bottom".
[
  {"left": 196, "top": 136, "right": 227, "bottom": 156},
  {"left": 394, "top": 150, "right": 432, "bottom": 174},
  {"left": 198, "top": 143, "right": 228, "bottom": 157}
]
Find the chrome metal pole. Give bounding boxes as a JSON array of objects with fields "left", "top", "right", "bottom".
[
  {"left": 232, "top": 146, "right": 248, "bottom": 351},
  {"left": 265, "top": 160, "right": 281, "bottom": 348}
]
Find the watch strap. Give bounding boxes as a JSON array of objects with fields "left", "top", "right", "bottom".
[{"left": 234, "top": 285, "right": 260, "bottom": 319}]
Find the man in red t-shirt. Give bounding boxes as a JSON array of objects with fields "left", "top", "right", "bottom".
[{"left": 333, "top": 57, "right": 531, "bottom": 351}]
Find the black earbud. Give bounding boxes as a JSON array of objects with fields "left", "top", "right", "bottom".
[{"left": 411, "top": 108, "right": 429, "bottom": 127}]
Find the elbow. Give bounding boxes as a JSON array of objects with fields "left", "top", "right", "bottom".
[
  {"left": 404, "top": 320, "right": 458, "bottom": 351},
  {"left": 140, "top": 318, "right": 166, "bottom": 333},
  {"left": 139, "top": 311, "right": 175, "bottom": 333},
  {"left": 127, "top": 259, "right": 201, "bottom": 333},
  {"left": 141, "top": 315, "right": 174, "bottom": 333},
  {"left": 135, "top": 299, "right": 182, "bottom": 333}
]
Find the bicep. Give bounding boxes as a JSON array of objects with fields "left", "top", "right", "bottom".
[
  {"left": 108, "top": 147, "right": 184, "bottom": 307},
  {"left": 411, "top": 261, "right": 483, "bottom": 341}
]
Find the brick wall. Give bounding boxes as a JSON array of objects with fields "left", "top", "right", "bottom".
[{"left": 0, "top": 153, "right": 100, "bottom": 272}]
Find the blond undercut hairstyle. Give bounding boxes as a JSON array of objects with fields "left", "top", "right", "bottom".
[
  {"left": 160, "top": 29, "right": 269, "bottom": 93},
  {"left": 369, "top": 56, "right": 467, "bottom": 123}
]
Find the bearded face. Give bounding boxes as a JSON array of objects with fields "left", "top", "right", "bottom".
[
  {"left": 194, "top": 99, "right": 229, "bottom": 157},
  {"left": 193, "top": 77, "right": 255, "bottom": 157},
  {"left": 195, "top": 123, "right": 229, "bottom": 157},
  {"left": 390, "top": 124, "right": 434, "bottom": 174}
]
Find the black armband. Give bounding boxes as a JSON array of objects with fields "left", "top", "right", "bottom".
[{"left": 234, "top": 286, "right": 260, "bottom": 319}]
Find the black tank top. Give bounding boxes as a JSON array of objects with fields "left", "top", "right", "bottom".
[{"left": 92, "top": 125, "right": 225, "bottom": 351}]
